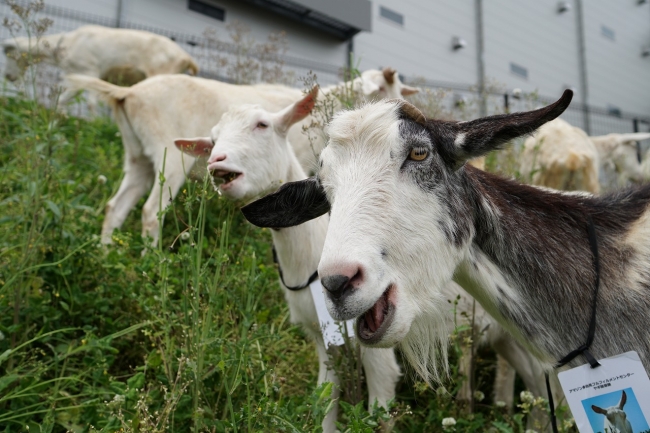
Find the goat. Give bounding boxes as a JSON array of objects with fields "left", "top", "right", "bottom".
[
  {"left": 591, "top": 390, "right": 633, "bottom": 433},
  {"left": 520, "top": 118, "right": 600, "bottom": 193},
  {"left": 64, "top": 68, "right": 418, "bottom": 246},
  {"left": 521, "top": 119, "right": 650, "bottom": 193},
  {"left": 590, "top": 132, "right": 650, "bottom": 189},
  {"left": 240, "top": 89, "right": 650, "bottom": 387},
  {"left": 3, "top": 25, "right": 198, "bottom": 109},
  {"left": 174, "top": 89, "right": 400, "bottom": 433}
]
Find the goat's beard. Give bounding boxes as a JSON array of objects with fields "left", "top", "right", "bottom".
[{"left": 398, "top": 296, "right": 451, "bottom": 384}]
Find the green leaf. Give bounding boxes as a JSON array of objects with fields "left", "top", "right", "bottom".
[{"left": 45, "top": 200, "right": 61, "bottom": 218}]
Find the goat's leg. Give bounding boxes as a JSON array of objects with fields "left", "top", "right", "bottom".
[
  {"left": 362, "top": 347, "right": 399, "bottom": 410},
  {"left": 456, "top": 342, "right": 473, "bottom": 410},
  {"left": 315, "top": 337, "right": 340, "bottom": 433},
  {"left": 101, "top": 155, "right": 154, "bottom": 244},
  {"left": 362, "top": 347, "right": 400, "bottom": 432},
  {"left": 141, "top": 155, "right": 191, "bottom": 247},
  {"left": 492, "top": 354, "right": 516, "bottom": 411}
]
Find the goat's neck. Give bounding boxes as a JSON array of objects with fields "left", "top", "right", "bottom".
[
  {"left": 454, "top": 167, "right": 650, "bottom": 367},
  {"left": 269, "top": 155, "right": 328, "bottom": 287}
]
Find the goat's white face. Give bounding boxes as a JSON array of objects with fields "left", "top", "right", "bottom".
[
  {"left": 241, "top": 91, "right": 574, "bottom": 348},
  {"left": 592, "top": 390, "right": 632, "bottom": 433},
  {"left": 315, "top": 102, "right": 464, "bottom": 346},
  {"left": 174, "top": 89, "right": 318, "bottom": 202},
  {"left": 359, "top": 68, "right": 419, "bottom": 100}
]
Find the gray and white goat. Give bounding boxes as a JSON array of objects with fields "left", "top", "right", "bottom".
[{"left": 241, "top": 90, "right": 650, "bottom": 384}]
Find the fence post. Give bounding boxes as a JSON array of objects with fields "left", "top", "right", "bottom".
[
  {"left": 503, "top": 93, "right": 509, "bottom": 114},
  {"left": 633, "top": 118, "right": 641, "bottom": 163}
]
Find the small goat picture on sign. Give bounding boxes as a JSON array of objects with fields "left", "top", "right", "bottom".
[{"left": 584, "top": 389, "right": 649, "bottom": 433}]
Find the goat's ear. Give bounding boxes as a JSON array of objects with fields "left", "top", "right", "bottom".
[
  {"left": 447, "top": 89, "right": 573, "bottom": 169},
  {"left": 361, "top": 77, "right": 381, "bottom": 96},
  {"left": 619, "top": 390, "right": 627, "bottom": 409},
  {"left": 241, "top": 177, "right": 330, "bottom": 228},
  {"left": 275, "top": 86, "right": 318, "bottom": 133},
  {"left": 401, "top": 84, "right": 420, "bottom": 96},
  {"left": 591, "top": 405, "right": 607, "bottom": 415},
  {"left": 174, "top": 137, "right": 213, "bottom": 157}
]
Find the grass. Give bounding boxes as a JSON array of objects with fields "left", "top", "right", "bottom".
[{"left": 0, "top": 91, "right": 577, "bottom": 432}]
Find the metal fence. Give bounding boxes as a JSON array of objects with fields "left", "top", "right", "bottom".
[{"left": 1, "top": 0, "right": 649, "bottom": 143}]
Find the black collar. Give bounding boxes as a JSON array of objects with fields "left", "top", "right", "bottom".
[{"left": 272, "top": 246, "right": 319, "bottom": 291}]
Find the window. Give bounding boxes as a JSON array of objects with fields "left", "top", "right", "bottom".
[
  {"left": 510, "top": 62, "right": 528, "bottom": 80},
  {"left": 189, "top": 0, "right": 225, "bottom": 21},
  {"left": 380, "top": 6, "right": 403, "bottom": 26},
  {"left": 601, "top": 25, "right": 615, "bottom": 41},
  {"left": 607, "top": 104, "right": 622, "bottom": 118}
]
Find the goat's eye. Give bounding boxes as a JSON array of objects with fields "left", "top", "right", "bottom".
[
  {"left": 256, "top": 122, "right": 268, "bottom": 129},
  {"left": 409, "top": 147, "right": 428, "bottom": 161}
]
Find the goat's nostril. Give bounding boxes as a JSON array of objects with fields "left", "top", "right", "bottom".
[
  {"left": 208, "top": 153, "right": 227, "bottom": 164},
  {"left": 322, "top": 275, "right": 350, "bottom": 297}
]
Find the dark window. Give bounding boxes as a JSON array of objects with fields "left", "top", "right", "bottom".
[
  {"left": 510, "top": 62, "right": 528, "bottom": 79},
  {"left": 380, "top": 6, "right": 403, "bottom": 26},
  {"left": 601, "top": 25, "right": 615, "bottom": 41},
  {"left": 607, "top": 104, "right": 622, "bottom": 118},
  {"left": 189, "top": 0, "right": 225, "bottom": 21}
]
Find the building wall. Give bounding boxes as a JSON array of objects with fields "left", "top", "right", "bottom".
[
  {"left": 482, "top": 0, "right": 581, "bottom": 100},
  {"left": 582, "top": 0, "right": 650, "bottom": 115},
  {"left": 42, "top": 0, "right": 349, "bottom": 75},
  {"left": 353, "top": 0, "right": 478, "bottom": 85}
]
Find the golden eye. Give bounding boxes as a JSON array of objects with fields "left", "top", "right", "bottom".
[
  {"left": 409, "top": 147, "right": 428, "bottom": 161},
  {"left": 257, "top": 122, "right": 268, "bottom": 129}
]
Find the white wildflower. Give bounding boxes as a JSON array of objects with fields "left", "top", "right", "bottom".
[
  {"left": 97, "top": 174, "right": 107, "bottom": 185},
  {"left": 525, "top": 430, "right": 538, "bottom": 433},
  {"left": 520, "top": 390, "right": 535, "bottom": 404},
  {"left": 495, "top": 400, "right": 506, "bottom": 408},
  {"left": 442, "top": 417, "right": 456, "bottom": 428},
  {"left": 473, "top": 390, "right": 485, "bottom": 402},
  {"left": 112, "top": 394, "right": 125, "bottom": 404},
  {"left": 180, "top": 231, "right": 190, "bottom": 241}
]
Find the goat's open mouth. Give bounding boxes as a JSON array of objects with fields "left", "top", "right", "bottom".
[
  {"left": 357, "top": 284, "right": 396, "bottom": 344},
  {"left": 211, "top": 169, "right": 242, "bottom": 187}
]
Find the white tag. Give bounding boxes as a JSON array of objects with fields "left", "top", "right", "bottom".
[
  {"left": 557, "top": 351, "right": 650, "bottom": 433},
  {"left": 309, "top": 280, "right": 355, "bottom": 348}
]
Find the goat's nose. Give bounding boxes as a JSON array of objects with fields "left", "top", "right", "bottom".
[
  {"left": 321, "top": 275, "right": 350, "bottom": 298},
  {"left": 208, "top": 153, "right": 226, "bottom": 164},
  {"left": 320, "top": 263, "right": 363, "bottom": 300}
]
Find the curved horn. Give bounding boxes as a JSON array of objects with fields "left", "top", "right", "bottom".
[{"left": 382, "top": 67, "right": 396, "bottom": 84}]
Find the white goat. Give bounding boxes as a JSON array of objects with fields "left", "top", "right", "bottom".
[
  {"left": 590, "top": 132, "right": 650, "bottom": 189},
  {"left": 3, "top": 25, "right": 198, "bottom": 108},
  {"left": 241, "top": 89, "right": 650, "bottom": 388},
  {"left": 591, "top": 390, "right": 633, "bottom": 433},
  {"left": 64, "top": 68, "right": 418, "bottom": 246},
  {"left": 174, "top": 89, "right": 400, "bottom": 433},
  {"left": 521, "top": 119, "right": 650, "bottom": 192},
  {"left": 520, "top": 118, "right": 600, "bottom": 193}
]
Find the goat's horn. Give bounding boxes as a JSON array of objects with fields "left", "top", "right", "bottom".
[
  {"left": 393, "top": 100, "right": 426, "bottom": 125},
  {"left": 382, "top": 67, "right": 396, "bottom": 84}
]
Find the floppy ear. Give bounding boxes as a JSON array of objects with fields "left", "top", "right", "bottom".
[
  {"left": 241, "top": 177, "right": 330, "bottom": 228},
  {"left": 401, "top": 85, "right": 420, "bottom": 96},
  {"left": 174, "top": 137, "right": 213, "bottom": 157},
  {"left": 274, "top": 86, "right": 318, "bottom": 134},
  {"left": 591, "top": 405, "right": 607, "bottom": 415},
  {"left": 446, "top": 89, "right": 573, "bottom": 169}
]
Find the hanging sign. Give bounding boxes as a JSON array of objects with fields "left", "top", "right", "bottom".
[
  {"left": 309, "top": 280, "right": 355, "bottom": 348},
  {"left": 557, "top": 351, "right": 650, "bottom": 433}
]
